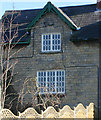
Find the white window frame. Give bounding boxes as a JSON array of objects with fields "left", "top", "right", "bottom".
[
  {"left": 37, "top": 70, "right": 65, "bottom": 94},
  {"left": 42, "top": 33, "right": 61, "bottom": 52}
]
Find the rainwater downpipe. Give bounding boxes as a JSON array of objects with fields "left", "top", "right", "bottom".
[{"left": 97, "top": 67, "right": 99, "bottom": 120}]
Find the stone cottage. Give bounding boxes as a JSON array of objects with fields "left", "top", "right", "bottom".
[{"left": 0, "top": 1, "right": 101, "bottom": 118}]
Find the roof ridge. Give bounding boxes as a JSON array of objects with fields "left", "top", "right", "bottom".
[
  {"left": 60, "top": 3, "right": 96, "bottom": 8},
  {"left": 5, "top": 3, "right": 96, "bottom": 13},
  {"left": 27, "top": 1, "right": 79, "bottom": 31}
]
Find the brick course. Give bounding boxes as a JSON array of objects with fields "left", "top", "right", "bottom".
[{"left": 10, "top": 12, "right": 100, "bottom": 111}]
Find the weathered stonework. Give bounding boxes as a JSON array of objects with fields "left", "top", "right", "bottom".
[
  {"left": 9, "top": 11, "right": 100, "bottom": 114},
  {"left": 0, "top": 1, "right": 100, "bottom": 118},
  {"left": 70, "top": 11, "right": 101, "bottom": 27}
]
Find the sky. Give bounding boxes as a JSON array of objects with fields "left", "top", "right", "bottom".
[{"left": 0, "top": 0, "right": 97, "bottom": 19}]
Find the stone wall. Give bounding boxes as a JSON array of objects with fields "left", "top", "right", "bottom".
[
  {"left": 8, "top": 12, "right": 99, "bottom": 115},
  {"left": 70, "top": 11, "right": 101, "bottom": 28}
]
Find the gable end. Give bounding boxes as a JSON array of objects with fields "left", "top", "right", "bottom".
[{"left": 27, "top": 2, "right": 80, "bottom": 32}]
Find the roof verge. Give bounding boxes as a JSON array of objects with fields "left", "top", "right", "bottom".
[{"left": 27, "top": 1, "right": 79, "bottom": 31}]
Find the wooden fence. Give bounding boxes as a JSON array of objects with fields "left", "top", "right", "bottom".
[{"left": 0, "top": 103, "right": 94, "bottom": 119}]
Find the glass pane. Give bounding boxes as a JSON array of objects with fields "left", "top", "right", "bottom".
[
  {"left": 55, "top": 46, "right": 57, "bottom": 50},
  {"left": 58, "top": 34, "right": 60, "bottom": 39},
  {"left": 43, "top": 41, "right": 45, "bottom": 45},
  {"left": 57, "top": 77, "right": 58, "bottom": 81},
  {"left": 49, "top": 40, "right": 51, "bottom": 45},
  {"left": 44, "top": 72, "right": 46, "bottom": 76},
  {"left": 50, "top": 77, "right": 52, "bottom": 81},
  {"left": 47, "top": 72, "right": 49, "bottom": 76},
  {"left": 52, "top": 35, "right": 54, "bottom": 39},
  {"left": 57, "top": 82, "right": 58, "bottom": 86},
  {"left": 59, "top": 88, "right": 61, "bottom": 92},
  {"left": 60, "top": 82, "right": 61, "bottom": 86},
  {"left": 57, "top": 71, "right": 58, "bottom": 76},
  {"left": 51, "top": 72, "right": 52, "bottom": 76},
  {"left": 58, "top": 40, "right": 60, "bottom": 44},
  {"left": 62, "top": 88, "right": 64, "bottom": 92},
  {"left": 50, "top": 82, "right": 52, "bottom": 86},
  {"left": 62, "top": 77, "right": 64, "bottom": 81},
  {"left": 43, "top": 35, "right": 45, "bottom": 39},
  {"left": 62, "top": 71, "right": 64, "bottom": 75},
  {"left": 38, "top": 72, "right": 40, "bottom": 76},
  {"left": 57, "top": 88, "right": 58, "bottom": 92},
  {"left": 49, "top": 46, "right": 51, "bottom": 50},
  {"left": 52, "top": 46, "right": 54, "bottom": 50},
  {"left": 52, "top": 40, "right": 54, "bottom": 44},
  {"left": 47, "top": 77, "right": 49, "bottom": 82},
  {"left": 60, "top": 77, "right": 61, "bottom": 81},
  {"left": 44, "top": 83, "right": 46, "bottom": 87},
  {"left": 53, "top": 72, "right": 55, "bottom": 76},
  {"left": 38, "top": 78, "right": 40, "bottom": 82},
  {"left": 62, "top": 82, "right": 64, "bottom": 86},
  {"left": 60, "top": 71, "right": 61, "bottom": 76},
  {"left": 55, "top": 34, "right": 57, "bottom": 39},
  {"left": 46, "top": 35, "right": 48, "bottom": 39},
  {"left": 41, "top": 78, "right": 43, "bottom": 82},
  {"left": 43, "top": 46, "right": 45, "bottom": 50},
  {"left": 44, "top": 77, "right": 46, "bottom": 82},
  {"left": 55, "top": 40, "right": 57, "bottom": 44},
  {"left": 58, "top": 45, "right": 60, "bottom": 50},
  {"left": 49, "top": 34, "right": 51, "bottom": 39}
]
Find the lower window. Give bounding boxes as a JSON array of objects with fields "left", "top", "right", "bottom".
[{"left": 37, "top": 70, "right": 65, "bottom": 94}]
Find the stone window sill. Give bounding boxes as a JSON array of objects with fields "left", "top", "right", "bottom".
[{"left": 40, "top": 50, "right": 63, "bottom": 54}]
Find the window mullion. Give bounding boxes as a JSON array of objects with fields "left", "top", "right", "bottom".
[{"left": 37, "top": 70, "right": 65, "bottom": 94}]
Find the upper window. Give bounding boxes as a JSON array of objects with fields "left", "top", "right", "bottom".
[
  {"left": 37, "top": 70, "right": 65, "bottom": 94},
  {"left": 42, "top": 33, "right": 61, "bottom": 52}
]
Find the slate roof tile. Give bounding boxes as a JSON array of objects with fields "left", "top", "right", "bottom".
[{"left": 1, "top": 3, "right": 100, "bottom": 44}]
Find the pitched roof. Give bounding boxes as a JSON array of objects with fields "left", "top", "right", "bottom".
[
  {"left": 2, "top": 2, "right": 98, "bottom": 44},
  {"left": 70, "top": 21, "right": 101, "bottom": 41},
  {"left": 60, "top": 4, "right": 96, "bottom": 16},
  {"left": 27, "top": 2, "right": 79, "bottom": 31}
]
